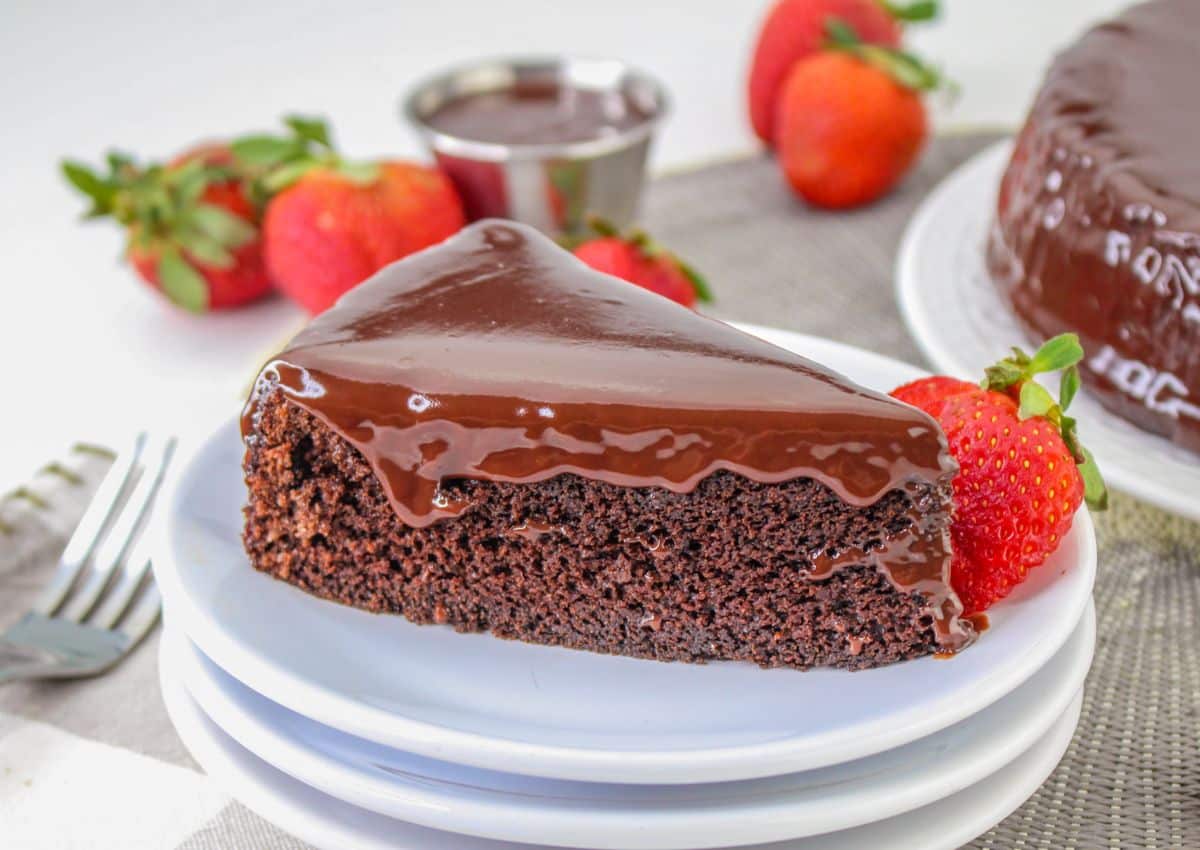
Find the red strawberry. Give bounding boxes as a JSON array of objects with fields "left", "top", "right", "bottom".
[
  {"left": 61, "top": 144, "right": 270, "bottom": 312},
  {"left": 262, "top": 163, "right": 464, "bottom": 314},
  {"left": 571, "top": 220, "right": 712, "bottom": 308},
  {"left": 747, "top": 0, "right": 906, "bottom": 145},
  {"left": 775, "top": 21, "right": 942, "bottom": 209},
  {"left": 892, "top": 375, "right": 975, "bottom": 418},
  {"left": 232, "top": 116, "right": 466, "bottom": 314},
  {"left": 892, "top": 335, "right": 1108, "bottom": 614}
]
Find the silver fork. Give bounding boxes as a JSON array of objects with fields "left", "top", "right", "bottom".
[{"left": 0, "top": 433, "right": 175, "bottom": 683}]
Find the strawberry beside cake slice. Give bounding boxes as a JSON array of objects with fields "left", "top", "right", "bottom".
[{"left": 241, "top": 220, "right": 975, "bottom": 670}]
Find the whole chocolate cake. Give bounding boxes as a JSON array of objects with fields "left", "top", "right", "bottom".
[
  {"left": 988, "top": 0, "right": 1200, "bottom": 454},
  {"left": 242, "top": 220, "right": 974, "bottom": 670}
]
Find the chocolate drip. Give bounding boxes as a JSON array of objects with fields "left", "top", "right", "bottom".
[
  {"left": 244, "top": 220, "right": 972, "bottom": 651},
  {"left": 809, "top": 482, "right": 973, "bottom": 651}
]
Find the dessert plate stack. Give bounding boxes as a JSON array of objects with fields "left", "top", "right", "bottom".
[{"left": 154, "top": 326, "right": 1098, "bottom": 850}]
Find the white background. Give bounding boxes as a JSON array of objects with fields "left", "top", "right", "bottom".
[{"left": 0, "top": 0, "right": 1127, "bottom": 485}]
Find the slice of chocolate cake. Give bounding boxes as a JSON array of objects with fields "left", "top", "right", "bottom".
[{"left": 242, "top": 221, "right": 974, "bottom": 670}]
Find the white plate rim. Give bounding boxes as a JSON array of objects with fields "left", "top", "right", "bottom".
[
  {"left": 158, "top": 638, "right": 1085, "bottom": 850},
  {"left": 163, "top": 602, "right": 1095, "bottom": 849},
  {"left": 895, "top": 139, "right": 1200, "bottom": 520},
  {"left": 152, "top": 323, "right": 1097, "bottom": 785}
]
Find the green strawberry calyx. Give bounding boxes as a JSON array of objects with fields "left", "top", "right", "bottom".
[
  {"left": 230, "top": 115, "right": 379, "bottom": 203},
  {"left": 825, "top": 18, "right": 948, "bottom": 93},
  {"left": 982, "top": 333, "right": 1109, "bottom": 511},
  {"left": 571, "top": 216, "right": 714, "bottom": 304},
  {"left": 60, "top": 152, "right": 257, "bottom": 313},
  {"left": 881, "top": 1, "right": 940, "bottom": 24}
]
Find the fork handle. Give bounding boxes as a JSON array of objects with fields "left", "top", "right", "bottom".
[{"left": 0, "top": 640, "right": 63, "bottom": 683}]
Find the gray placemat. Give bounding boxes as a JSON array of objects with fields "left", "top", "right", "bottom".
[
  {"left": 2, "top": 133, "right": 1196, "bottom": 849},
  {"left": 645, "top": 133, "right": 1200, "bottom": 849}
]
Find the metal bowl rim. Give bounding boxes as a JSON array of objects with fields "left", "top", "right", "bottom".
[{"left": 401, "top": 54, "right": 670, "bottom": 162}]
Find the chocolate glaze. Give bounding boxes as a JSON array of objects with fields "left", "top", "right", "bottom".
[
  {"left": 989, "top": 0, "right": 1200, "bottom": 455},
  {"left": 425, "top": 81, "right": 650, "bottom": 146},
  {"left": 244, "top": 220, "right": 972, "bottom": 651}
]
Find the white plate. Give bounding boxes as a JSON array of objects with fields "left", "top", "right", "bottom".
[
  {"left": 165, "top": 602, "right": 1093, "bottom": 850},
  {"left": 159, "top": 639, "right": 1084, "bottom": 850},
  {"left": 152, "top": 325, "right": 1096, "bottom": 785},
  {"left": 896, "top": 140, "right": 1200, "bottom": 520}
]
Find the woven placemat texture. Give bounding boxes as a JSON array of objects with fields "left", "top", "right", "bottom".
[
  {"left": 645, "top": 133, "right": 1200, "bottom": 849},
  {"left": 1, "top": 134, "right": 1196, "bottom": 849}
]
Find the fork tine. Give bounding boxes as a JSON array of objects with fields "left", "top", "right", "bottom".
[
  {"left": 33, "top": 433, "right": 148, "bottom": 615},
  {"left": 60, "top": 437, "right": 176, "bottom": 623},
  {"left": 88, "top": 532, "right": 154, "bottom": 631},
  {"left": 117, "top": 581, "right": 162, "bottom": 647}
]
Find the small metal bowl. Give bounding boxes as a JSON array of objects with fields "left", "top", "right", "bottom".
[{"left": 403, "top": 56, "right": 669, "bottom": 235}]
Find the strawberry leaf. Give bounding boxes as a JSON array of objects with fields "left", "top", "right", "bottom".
[
  {"left": 106, "top": 151, "right": 136, "bottom": 175},
  {"left": 860, "top": 45, "right": 943, "bottom": 91},
  {"left": 176, "top": 230, "right": 235, "bottom": 269},
  {"left": 825, "top": 18, "right": 862, "bottom": 48},
  {"left": 586, "top": 216, "right": 622, "bottom": 238},
  {"left": 1018, "top": 381, "right": 1057, "bottom": 421},
  {"left": 61, "top": 161, "right": 116, "bottom": 214},
  {"left": 825, "top": 19, "right": 945, "bottom": 92},
  {"left": 175, "top": 173, "right": 210, "bottom": 207},
  {"left": 1077, "top": 448, "right": 1108, "bottom": 510},
  {"left": 157, "top": 249, "right": 209, "bottom": 313},
  {"left": 233, "top": 115, "right": 373, "bottom": 202},
  {"left": 189, "top": 203, "right": 256, "bottom": 247},
  {"left": 231, "top": 135, "right": 306, "bottom": 167},
  {"left": 1060, "top": 415, "right": 1083, "bottom": 459},
  {"left": 982, "top": 360, "right": 1024, "bottom": 391},
  {"left": 169, "top": 158, "right": 213, "bottom": 206},
  {"left": 1029, "top": 333, "right": 1084, "bottom": 374},
  {"left": 1059, "top": 364, "right": 1081, "bottom": 412},
  {"left": 678, "top": 260, "right": 715, "bottom": 304},
  {"left": 284, "top": 115, "right": 332, "bottom": 149},
  {"left": 334, "top": 161, "right": 380, "bottom": 185},
  {"left": 627, "top": 229, "right": 654, "bottom": 253},
  {"left": 984, "top": 334, "right": 1084, "bottom": 394},
  {"left": 882, "top": 1, "right": 939, "bottom": 22},
  {"left": 259, "top": 159, "right": 321, "bottom": 194}
]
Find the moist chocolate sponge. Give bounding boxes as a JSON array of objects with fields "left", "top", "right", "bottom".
[{"left": 243, "top": 391, "right": 951, "bottom": 671}]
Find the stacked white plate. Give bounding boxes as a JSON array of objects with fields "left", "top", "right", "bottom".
[{"left": 154, "top": 325, "right": 1098, "bottom": 850}]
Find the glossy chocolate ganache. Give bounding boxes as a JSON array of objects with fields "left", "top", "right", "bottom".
[
  {"left": 425, "top": 80, "right": 651, "bottom": 146},
  {"left": 244, "top": 220, "right": 973, "bottom": 651},
  {"left": 988, "top": 0, "right": 1200, "bottom": 454}
]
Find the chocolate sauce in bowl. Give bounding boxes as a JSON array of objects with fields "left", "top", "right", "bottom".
[
  {"left": 243, "top": 220, "right": 973, "bottom": 651},
  {"left": 425, "top": 81, "right": 651, "bottom": 146}
]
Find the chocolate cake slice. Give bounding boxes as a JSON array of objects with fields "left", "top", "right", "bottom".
[{"left": 242, "top": 220, "right": 974, "bottom": 670}]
